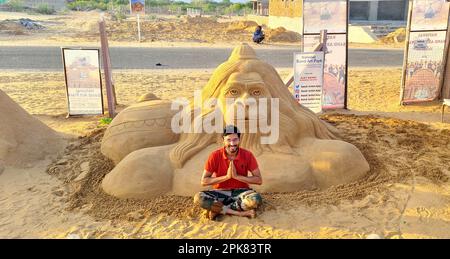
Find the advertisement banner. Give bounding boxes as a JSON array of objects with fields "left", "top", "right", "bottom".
[
  {"left": 402, "top": 31, "right": 447, "bottom": 103},
  {"left": 130, "top": 0, "right": 145, "bottom": 15},
  {"left": 304, "top": 34, "right": 347, "bottom": 109},
  {"left": 62, "top": 48, "right": 104, "bottom": 116},
  {"left": 293, "top": 52, "right": 325, "bottom": 113},
  {"left": 303, "top": 0, "right": 347, "bottom": 34},
  {"left": 410, "top": 0, "right": 450, "bottom": 31}
]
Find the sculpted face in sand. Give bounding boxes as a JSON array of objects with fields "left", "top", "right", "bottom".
[{"left": 100, "top": 43, "right": 370, "bottom": 199}]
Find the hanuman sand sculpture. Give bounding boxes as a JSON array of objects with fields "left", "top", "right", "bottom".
[{"left": 100, "top": 44, "right": 369, "bottom": 199}]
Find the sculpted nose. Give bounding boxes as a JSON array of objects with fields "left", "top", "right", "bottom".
[{"left": 236, "top": 92, "right": 251, "bottom": 106}]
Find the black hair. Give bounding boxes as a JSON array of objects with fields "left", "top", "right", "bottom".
[{"left": 223, "top": 125, "right": 241, "bottom": 139}]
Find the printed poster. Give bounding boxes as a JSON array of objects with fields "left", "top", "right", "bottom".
[
  {"left": 402, "top": 31, "right": 447, "bottom": 103},
  {"left": 303, "top": 0, "right": 348, "bottom": 34},
  {"left": 130, "top": 0, "right": 145, "bottom": 15},
  {"left": 62, "top": 48, "right": 104, "bottom": 116},
  {"left": 293, "top": 52, "right": 325, "bottom": 113},
  {"left": 304, "top": 34, "right": 347, "bottom": 109},
  {"left": 410, "top": 0, "right": 450, "bottom": 31}
]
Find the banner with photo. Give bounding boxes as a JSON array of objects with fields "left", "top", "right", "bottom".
[
  {"left": 303, "top": 0, "right": 347, "bottom": 34},
  {"left": 304, "top": 34, "right": 347, "bottom": 109},
  {"left": 130, "top": 0, "right": 145, "bottom": 15},
  {"left": 293, "top": 52, "right": 325, "bottom": 113},
  {"left": 402, "top": 31, "right": 447, "bottom": 103},
  {"left": 62, "top": 48, "right": 104, "bottom": 116},
  {"left": 410, "top": 0, "right": 450, "bottom": 31}
]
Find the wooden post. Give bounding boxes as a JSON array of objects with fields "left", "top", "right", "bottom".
[
  {"left": 445, "top": 0, "right": 450, "bottom": 99},
  {"left": 443, "top": 42, "right": 450, "bottom": 99},
  {"left": 99, "top": 17, "right": 116, "bottom": 118},
  {"left": 137, "top": 14, "right": 142, "bottom": 42},
  {"left": 99, "top": 16, "right": 117, "bottom": 105},
  {"left": 441, "top": 6, "right": 450, "bottom": 99},
  {"left": 400, "top": 0, "right": 414, "bottom": 105}
]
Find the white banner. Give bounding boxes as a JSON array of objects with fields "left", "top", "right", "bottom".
[
  {"left": 303, "top": 0, "right": 348, "bottom": 34},
  {"left": 293, "top": 52, "right": 325, "bottom": 113},
  {"left": 62, "top": 48, "right": 104, "bottom": 116},
  {"left": 402, "top": 31, "right": 447, "bottom": 103},
  {"left": 130, "top": 0, "right": 145, "bottom": 15},
  {"left": 410, "top": 0, "right": 450, "bottom": 31},
  {"left": 304, "top": 34, "right": 347, "bottom": 109}
]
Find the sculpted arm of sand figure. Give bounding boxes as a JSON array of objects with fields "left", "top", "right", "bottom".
[{"left": 200, "top": 166, "right": 232, "bottom": 186}]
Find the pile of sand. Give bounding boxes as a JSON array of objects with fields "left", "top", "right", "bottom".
[
  {"left": 77, "top": 15, "right": 300, "bottom": 44},
  {"left": 265, "top": 27, "right": 302, "bottom": 42},
  {"left": 0, "top": 11, "right": 302, "bottom": 44},
  {"left": 0, "top": 18, "right": 46, "bottom": 36},
  {"left": 0, "top": 90, "right": 65, "bottom": 167},
  {"left": 226, "top": 20, "right": 258, "bottom": 33},
  {"left": 182, "top": 16, "right": 217, "bottom": 25},
  {"left": 0, "top": 20, "right": 28, "bottom": 35},
  {"left": 45, "top": 113, "right": 449, "bottom": 222},
  {"left": 98, "top": 16, "right": 226, "bottom": 43},
  {"left": 379, "top": 28, "right": 406, "bottom": 44}
]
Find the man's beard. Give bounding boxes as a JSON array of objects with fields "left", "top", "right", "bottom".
[{"left": 226, "top": 144, "right": 239, "bottom": 155}]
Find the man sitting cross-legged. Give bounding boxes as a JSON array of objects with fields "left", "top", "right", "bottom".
[{"left": 194, "top": 125, "right": 263, "bottom": 220}]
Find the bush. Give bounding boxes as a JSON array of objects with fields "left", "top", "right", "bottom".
[
  {"left": 67, "top": 0, "right": 108, "bottom": 11},
  {"left": 8, "top": 0, "right": 24, "bottom": 12},
  {"left": 36, "top": 4, "right": 55, "bottom": 14},
  {"left": 99, "top": 117, "right": 113, "bottom": 125},
  {"left": 111, "top": 11, "right": 126, "bottom": 21}
]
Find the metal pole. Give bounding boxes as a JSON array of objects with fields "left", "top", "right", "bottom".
[{"left": 137, "top": 14, "right": 141, "bottom": 42}]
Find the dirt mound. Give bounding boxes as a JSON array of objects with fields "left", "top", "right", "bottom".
[
  {"left": 0, "top": 90, "right": 65, "bottom": 167},
  {"left": 183, "top": 16, "right": 218, "bottom": 26},
  {"left": 379, "top": 28, "right": 406, "bottom": 43},
  {"left": 46, "top": 113, "right": 450, "bottom": 222},
  {"left": 0, "top": 18, "right": 45, "bottom": 35},
  {"left": 47, "top": 128, "right": 202, "bottom": 221},
  {"left": 266, "top": 27, "right": 301, "bottom": 42},
  {"left": 100, "top": 16, "right": 226, "bottom": 43},
  {"left": 77, "top": 16, "right": 300, "bottom": 44},
  {"left": 226, "top": 20, "right": 258, "bottom": 33},
  {"left": 0, "top": 20, "right": 28, "bottom": 35}
]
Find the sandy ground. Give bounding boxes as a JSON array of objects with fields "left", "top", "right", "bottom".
[
  {"left": 0, "top": 7, "right": 445, "bottom": 240},
  {"left": 1, "top": 67, "right": 450, "bottom": 239},
  {"left": 0, "top": 11, "right": 301, "bottom": 48},
  {"left": 0, "top": 10, "right": 403, "bottom": 49}
]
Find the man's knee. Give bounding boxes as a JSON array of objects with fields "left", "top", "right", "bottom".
[{"left": 193, "top": 192, "right": 214, "bottom": 210}]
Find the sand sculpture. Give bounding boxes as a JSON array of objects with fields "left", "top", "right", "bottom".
[
  {"left": 101, "top": 43, "right": 370, "bottom": 199},
  {"left": 0, "top": 90, "right": 64, "bottom": 167},
  {"left": 0, "top": 160, "right": 4, "bottom": 175}
]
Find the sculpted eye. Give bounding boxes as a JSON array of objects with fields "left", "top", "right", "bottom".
[
  {"left": 228, "top": 89, "right": 240, "bottom": 96},
  {"left": 251, "top": 89, "right": 261, "bottom": 96}
]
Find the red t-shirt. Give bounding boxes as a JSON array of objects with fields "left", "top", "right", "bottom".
[{"left": 204, "top": 147, "right": 259, "bottom": 190}]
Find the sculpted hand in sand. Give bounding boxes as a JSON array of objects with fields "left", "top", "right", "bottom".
[{"left": 100, "top": 43, "right": 370, "bottom": 199}]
